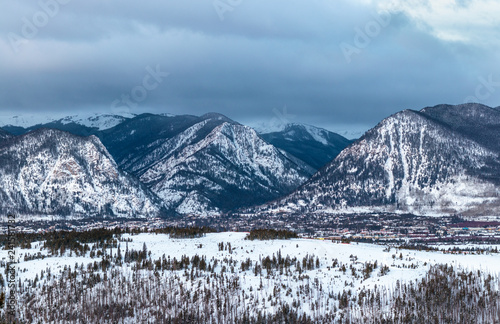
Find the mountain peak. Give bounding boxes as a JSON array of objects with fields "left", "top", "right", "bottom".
[
  {"left": 418, "top": 103, "right": 500, "bottom": 151},
  {"left": 131, "top": 118, "right": 310, "bottom": 215},
  {"left": 420, "top": 103, "right": 499, "bottom": 123},
  {"left": 262, "top": 105, "right": 500, "bottom": 217},
  {"left": 259, "top": 123, "right": 351, "bottom": 170},
  {"left": 200, "top": 112, "right": 235, "bottom": 123},
  {"left": 0, "top": 128, "right": 163, "bottom": 219}
]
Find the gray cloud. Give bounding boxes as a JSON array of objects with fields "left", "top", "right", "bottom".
[{"left": 0, "top": 0, "right": 499, "bottom": 135}]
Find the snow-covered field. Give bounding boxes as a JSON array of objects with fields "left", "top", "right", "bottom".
[
  {"left": 7, "top": 232, "right": 499, "bottom": 286},
  {"left": 1, "top": 232, "right": 499, "bottom": 323}
]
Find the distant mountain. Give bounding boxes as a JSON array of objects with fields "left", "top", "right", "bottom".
[
  {"left": 99, "top": 113, "right": 312, "bottom": 216},
  {"left": 61, "top": 113, "right": 134, "bottom": 130},
  {"left": 260, "top": 124, "right": 352, "bottom": 170},
  {"left": 1, "top": 113, "right": 133, "bottom": 136},
  {"left": 0, "top": 114, "right": 60, "bottom": 129},
  {"left": 252, "top": 120, "right": 364, "bottom": 140},
  {"left": 261, "top": 104, "right": 500, "bottom": 216},
  {"left": 0, "top": 129, "right": 164, "bottom": 219}
]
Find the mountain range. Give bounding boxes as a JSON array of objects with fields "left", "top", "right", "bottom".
[
  {"left": 1, "top": 103, "right": 499, "bottom": 219},
  {"left": 260, "top": 103, "right": 500, "bottom": 216},
  {"left": 98, "top": 113, "right": 313, "bottom": 215},
  {"left": 1, "top": 113, "right": 346, "bottom": 217}
]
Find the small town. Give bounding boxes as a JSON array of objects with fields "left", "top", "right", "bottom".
[{"left": 3, "top": 213, "right": 500, "bottom": 246}]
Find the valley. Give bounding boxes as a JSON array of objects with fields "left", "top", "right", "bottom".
[{"left": 1, "top": 104, "right": 500, "bottom": 323}]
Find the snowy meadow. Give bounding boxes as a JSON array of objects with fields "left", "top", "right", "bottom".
[{"left": 1, "top": 231, "right": 500, "bottom": 323}]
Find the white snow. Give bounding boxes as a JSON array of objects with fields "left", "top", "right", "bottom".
[
  {"left": 302, "top": 124, "right": 329, "bottom": 145},
  {"left": 59, "top": 113, "right": 134, "bottom": 130},
  {"left": 2, "top": 232, "right": 499, "bottom": 323},
  {"left": 0, "top": 114, "right": 62, "bottom": 128},
  {"left": 0, "top": 112, "right": 135, "bottom": 130},
  {"left": 5, "top": 232, "right": 499, "bottom": 286}
]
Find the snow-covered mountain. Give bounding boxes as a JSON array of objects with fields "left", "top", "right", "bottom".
[
  {"left": 252, "top": 120, "right": 365, "bottom": 140},
  {"left": 0, "top": 129, "right": 164, "bottom": 219},
  {"left": 99, "top": 113, "right": 312, "bottom": 216},
  {"left": 57, "top": 113, "right": 134, "bottom": 130},
  {"left": 1, "top": 112, "right": 133, "bottom": 135},
  {"left": 0, "top": 114, "right": 60, "bottom": 129},
  {"left": 260, "top": 123, "right": 352, "bottom": 170},
  {"left": 262, "top": 104, "right": 500, "bottom": 216},
  {"left": 421, "top": 103, "right": 500, "bottom": 152},
  {"left": 2, "top": 112, "right": 313, "bottom": 216}
]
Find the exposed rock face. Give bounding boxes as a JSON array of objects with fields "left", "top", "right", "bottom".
[{"left": 0, "top": 129, "right": 163, "bottom": 219}]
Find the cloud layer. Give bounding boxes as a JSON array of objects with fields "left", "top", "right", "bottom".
[{"left": 1, "top": 0, "right": 499, "bottom": 134}]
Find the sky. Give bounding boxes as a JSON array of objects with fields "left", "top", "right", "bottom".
[{"left": 1, "top": 0, "right": 499, "bottom": 137}]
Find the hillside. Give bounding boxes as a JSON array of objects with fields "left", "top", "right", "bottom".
[
  {"left": 260, "top": 123, "right": 352, "bottom": 170},
  {"left": 261, "top": 104, "right": 500, "bottom": 216},
  {"left": 0, "top": 129, "right": 164, "bottom": 219}
]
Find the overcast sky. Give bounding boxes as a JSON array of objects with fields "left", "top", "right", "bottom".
[{"left": 1, "top": 0, "right": 499, "bottom": 136}]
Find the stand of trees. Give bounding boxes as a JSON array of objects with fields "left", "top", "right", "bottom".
[
  {"left": 154, "top": 226, "right": 217, "bottom": 238},
  {"left": 2, "top": 260, "right": 498, "bottom": 323},
  {"left": 245, "top": 229, "right": 298, "bottom": 240},
  {"left": 1, "top": 229, "right": 499, "bottom": 323}
]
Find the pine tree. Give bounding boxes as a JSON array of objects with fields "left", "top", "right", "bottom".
[
  {"left": 124, "top": 241, "right": 130, "bottom": 263},
  {"left": 117, "top": 243, "right": 122, "bottom": 262},
  {"left": 142, "top": 243, "right": 148, "bottom": 259}
]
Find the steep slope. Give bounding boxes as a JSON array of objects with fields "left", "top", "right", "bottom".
[
  {"left": 265, "top": 106, "right": 500, "bottom": 216},
  {"left": 124, "top": 117, "right": 311, "bottom": 215},
  {"left": 0, "top": 129, "right": 163, "bottom": 219},
  {"left": 98, "top": 113, "right": 216, "bottom": 169},
  {"left": 260, "top": 124, "right": 351, "bottom": 170},
  {"left": 420, "top": 103, "right": 500, "bottom": 151}
]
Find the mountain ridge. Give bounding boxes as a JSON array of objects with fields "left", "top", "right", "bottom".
[
  {"left": 129, "top": 118, "right": 312, "bottom": 215},
  {"left": 0, "top": 112, "right": 315, "bottom": 216},
  {"left": 0, "top": 128, "right": 164, "bottom": 219},
  {"left": 3, "top": 105, "right": 499, "bottom": 218},
  {"left": 1, "top": 113, "right": 135, "bottom": 135},
  {"left": 259, "top": 105, "right": 500, "bottom": 216},
  {"left": 260, "top": 123, "right": 352, "bottom": 170}
]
